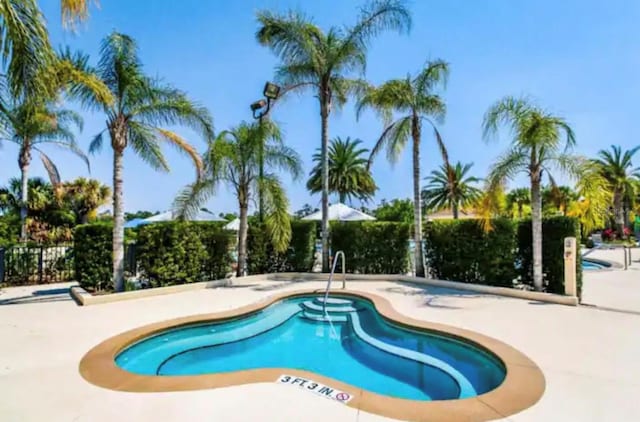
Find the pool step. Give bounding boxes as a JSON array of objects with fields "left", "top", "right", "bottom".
[
  {"left": 312, "top": 297, "right": 354, "bottom": 306},
  {"left": 300, "top": 311, "right": 348, "bottom": 323},
  {"left": 301, "top": 300, "right": 359, "bottom": 314}
]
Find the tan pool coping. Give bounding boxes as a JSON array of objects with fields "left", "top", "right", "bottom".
[{"left": 79, "top": 288, "right": 545, "bottom": 421}]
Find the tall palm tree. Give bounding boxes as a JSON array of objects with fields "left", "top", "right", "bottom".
[
  {"left": 483, "top": 96, "right": 577, "bottom": 291},
  {"left": 174, "top": 121, "right": 302, "bottom": 277},
  {"left": 357, "top": 60, "right": 450, "bottom": 277},
  {"left": 307, "top": 137, "right": 377, "bottom": 204},
  {"left": 0, "top": 94, "right": 86, "bottom": 240},
  {"left": 76, "top": 32, "right": 214, "bottom": 291},
  {"left": 422, "top": 161, "right": 481, "bottom": 219},
  {"left": 57, "top": 177, "right": 110, "bottom": 223},
  {"left": 256, "top": 0, "right": 411, "bottom": 272},
  {"left": 505, "top": 187, "right": 531, "bottom": 219},
  {"left": 593, "top": 145, "right": 640, "bottom": 237}
]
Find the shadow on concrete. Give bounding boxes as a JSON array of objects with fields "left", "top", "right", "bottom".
[
  {"left": 0, "top": 287, "right": 72, "bottom": 306},
  {"left": 252, "top": 281, "right": 299, "bottom": 291},
  {"left": 379, "top": 281, "right": 499, "bottom": 310}
]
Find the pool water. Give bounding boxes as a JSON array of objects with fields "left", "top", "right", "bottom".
[
  {"left": 116, "top": 295, "right": 505, "bottom": 401},
  {"left": 582, "top": 259, "right": 606, "bottom": 270}
]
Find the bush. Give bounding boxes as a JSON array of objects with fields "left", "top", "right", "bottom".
[
  {"left": 331, "top": 222, "right": 410, "bottom": 274},
  {"left": 74, "top": 223, "right": 112, "bottom": 290},
  {"left": 194, "top": 222, "right": 234, "bottom": 279},
  {"left": 516, "top": 216, "right": 582, "bottom": 296},
  {"left": 424, "top": 219, "right": 516, "bottom": 287},
  {"left": 247, "top": 220, "right": 317, "bottom": 274},
  {"left": 0, "top": 216, "right": 19, "bottom": 248},
  {"left": 137, "top": 222, "right": 207, "bottom": 286}
]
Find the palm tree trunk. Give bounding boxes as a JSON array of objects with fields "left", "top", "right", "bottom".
[
  {"left": 613, "top": 190, "right": 625, "bottom": 238},
  {"left": 112, "top": 148, "right": 125, "bottom": 292},
  {"left": 320, "top": 95, "right": 330, "bottom": 273},
  {"left": 531, "top": 174, "right": 543, "bottom": 291},
  {"left": 411, "top": 115, "right": 425, "bottom": 277},
  {"left": 237, "top": 196, "right": 249, "bottom": 277},
  {"left": 452, "top": 203, "right": 459, "bottom": 219},
  {"left": 258, "top": 115, "right": 265, "bottom": 222},
  {"left": 18, "top": 145, "right": 31, "bottom": 242}
]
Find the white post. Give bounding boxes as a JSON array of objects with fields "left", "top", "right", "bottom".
[{"left": 564, "top": 237, "right": 577, "bottom": 297}]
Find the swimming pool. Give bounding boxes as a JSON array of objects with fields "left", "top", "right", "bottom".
[
  {"left": 582, "top": 258, "right": 609, "bottom": 270},
  {"left": 80, "top": 289, "right": 545, "bottom": 420},
  {"left": 116, "top": 294, "right": 504, "bottom": 401}
]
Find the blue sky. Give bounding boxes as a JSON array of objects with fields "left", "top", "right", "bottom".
[{"left": 2, "top": 0, "right": 639, "bottom": 214}]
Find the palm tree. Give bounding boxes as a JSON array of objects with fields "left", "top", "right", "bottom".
[
  {"left": 256, "top": 0, "right": 411, "bottom": 272},
  {"left": 422, "top": 161, "right": 481, "bottom": 219},
  {"left": 542, "top": 184, "right": 578, "bottom": 216},
  {"left": 0, "top": 94, "right": 86, "bottom": 240},
  {"left": 567, "top": 160, "right": 612, "bottom": 236},
  {"left": 483, "top": 96, "right": 577, "bottom": 291},
  {"left": 57, "top": 177, "right": 110, "bottom": 224},
  {"left": 505, "top": 188, "right": 531, "bottom": 219},
  {"left": 593, "top": 145, "right": 640, "bottom": 237},
  {"left": 76, "top": 32, "right": 214, "bottom": 291},
  {"left": 307, "top": 137, "right": 377, "bottom": 204},
  {"left": 0, "top": 177, "right": 53, "bottom": 217},
  {"left": 174, "top": 121, "right": 302, "bottom": 277},
  {"left": 357, "top": 60, "right": 450, "bottom": 277}
]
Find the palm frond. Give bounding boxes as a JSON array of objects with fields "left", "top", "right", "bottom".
[
  {"left": 61, "top": 0, "right": 96, "bottom": 29},
  {"left": 172, "top": 179, "right": 218, "bottom": 220},
  {"left": 256, "top": 10, "right": 322, "bottom": 65},
  {"left": 127, "top": 122, "right": 169, "bottom": 172},
  {"left": 260, "top": 173, "right": 292, "bottom": 253},
  {"left": 35, "top": 149, "right": 61, "bottom": 186},
  {"left": 155, "top": 129, "right": 204, "bottom": 181},
  {"left": 369, "top": 115, "right": 411, "bottom": 166},
  {"left": 88, "top": 130, "right": 105, "bottom": 154}
]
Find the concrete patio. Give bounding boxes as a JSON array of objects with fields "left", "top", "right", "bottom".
[{"left": 0, "top": 254, "right": 638, "bottom": 421}]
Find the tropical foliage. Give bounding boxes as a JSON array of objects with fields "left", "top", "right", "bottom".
[
  {"left": 483, "top": 96, "right": 578, "bottom": 291},
  {"left": 256, "top": 0, "right": 411, "bottom": 271},
  {"left": 422, "top": 161, "right": 481, "bottom": 219},
  {"left": 74, "top": 31, "right": 214, "bottom": 291},
  {"left": 174, "top": 120, "right": 302, "bottom": 277},
  {"left": 357, "top": 60, "right": 450, "bottom": 277},
  {"left": 593, "top": 145, "right": 640, "bottom": 237},
  {"left": 307, "top": 137, "right": 377, "bottom": 204}
]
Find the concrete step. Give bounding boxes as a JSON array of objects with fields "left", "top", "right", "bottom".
[
  {"left": 300, "top": 311, "right": 348, "bottom": 323},
  {"left": 301, "top": 300, "right": 359, "bottom": 314},
  {"left": 312, "top": 297, "right": 354, "bottom": 307}
]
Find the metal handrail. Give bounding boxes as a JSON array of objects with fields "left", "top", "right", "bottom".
[{"left": 322, "top": 251, "right": 346, "bottom": 314}]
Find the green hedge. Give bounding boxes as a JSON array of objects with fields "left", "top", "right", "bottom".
[
  {"left": 330, "top": 222, "right": 410, "bottom": 274},
  {"left": 0, "top": 216, "right": 19, "bottom": 248},
  {"left": 423, "top": 219, "right": 516, "bottom": 287},
  {"left": 74, "top": 223, "right": 112, "bottom": 290},
  {"left": 193, "top": 222, "right": 234, "bottom": 280},
  {"left": 516, "top": 216, "right": 582, "bottom": 296},
  {"left": 137, "top": 222, "right": 207, "bottom": 286},
  {"left": 75, "top": 221, "right": 233, "bottom": 290},
  {"left": 247, "top": 220, "right": 316, "bottom": 274}
]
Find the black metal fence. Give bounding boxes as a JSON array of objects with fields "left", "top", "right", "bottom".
[{"left": 0, "top": 243, "right": 74, "bottom": 285}]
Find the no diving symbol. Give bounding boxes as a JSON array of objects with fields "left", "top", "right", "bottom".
[{"left": 336, "top": 392, "right": 350, "bottom": 402}]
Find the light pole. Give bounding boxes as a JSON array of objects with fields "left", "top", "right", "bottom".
[{"left": 250, "top": 82, "right": 281, "bottom": 222}]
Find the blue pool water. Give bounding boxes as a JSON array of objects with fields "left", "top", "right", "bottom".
[
  {"left": 582, "top": 259, "right": 607, "bottom": 270},
  {"left": 116, "top": 295, "right": 505, "bottom": 401}
]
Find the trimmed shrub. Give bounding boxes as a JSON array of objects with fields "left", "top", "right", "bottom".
[
  {"left": 137, "top": 222, "right": 207, "bottom": 286},
  {"left": 247, "top": 220, "right": 317, "bottom": 274},
  {"left": 424, "top": 219, "right": 516, "bottom": 287},
  {"left": 74, "top": 223, "right": 112, "bottom": 290},
  {"left": 516, "top": 216, "right": 582, "bottom": 296},
  {"left": 194, "top": 222, "right": 234, "bottom": 280},
  {"left": 330, "top": 222, "right": 410, "bottom": 274},
  {"left": 0, "top": 216, "right": 19, "bottom": 248}
]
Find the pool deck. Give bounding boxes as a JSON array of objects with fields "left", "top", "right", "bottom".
[{"left": 1, "top": 253, "right": 639, "bottom": 421}]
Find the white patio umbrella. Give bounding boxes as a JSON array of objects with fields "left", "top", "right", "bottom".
[
  {"left": 301, "top": 203, "right": 376, "bottom": 221},
  {"left": 224, "top": 218, "right": 240, "bottom": 231},
  {"left": 138, "top": 210, "right": 224, "bottom": 226}
]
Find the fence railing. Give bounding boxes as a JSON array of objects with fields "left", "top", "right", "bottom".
[{"left": 0, "top": 243, "right": 74, "bottom": 285}]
